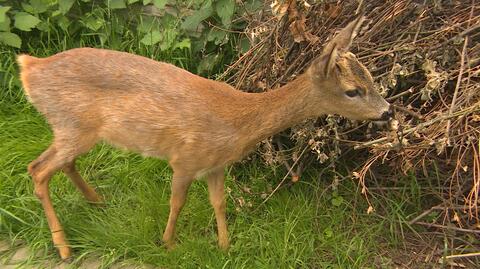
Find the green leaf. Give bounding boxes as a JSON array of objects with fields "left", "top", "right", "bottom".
[
  {"left": 0, "top": 16, "right": 10, "bottom": 31},
  {"left": 0, "top": 31, "right": 21, "bottom": 48},
  {"left": 128, "top": 0, "right": 140, "bottom": 3},
  {"left": 21, "top": 3, "right": 35, "bottom": 14},
  {"left": 109, "top": 0, "right": 126, "bottom": 9},
  {"left": 331, "top": 196, "right": 344, "bottom": 207},
  {"left": 59, "top": 0, "right": 75, "bottom": 14},
  {"left": 181, "top": 6, "right": 213, "bottom": 32},
  {"left": 323, "top": 227, "right": 333, "bottom": 238},
  {"left": 207, "top": 28, "right": 227, "bottom": 45},
  {"left": 140, "top": 30, "right": 161, "bottom": 46},
  {"left": 137, "top": 16, "right": 158, "bottom": 33},
  {"left": 36, "top": 20, "right": 49, "bottom": 31},
  {"left": 238, "top": 36, "right": 250, "bottom": 54},
  {"left": 159, "top": 27, "right": 177, "bottom": 51},
  {"left": 83, "top": 16, "right": 104, "bottom": 31},
  {"left": 0, "top": 6, "right": 11, "bottom": 23},
  {"left": 51, "top": 10, "right": 61, "bottom": 17},
  {"left": 242, "top": 0, "right": 262, "bottom": 14},
  {"left": 14, "top": 12, "right": 41, "bottom": 31},
  {"left": 197, "top": 53, "right": 220, "bottom": 74},
  {"left": 152, "top": 0, "right": 167, "bottom": 9},
  {"left": 56, "top": 15, "right": 70, "bottom": 31},
  {"left": 215, "top": 0, "right": 234, "bottom": 28},
  {"left": 29, "top": 0, "right": 49, "bottom": 13},
  {"left": 173, "top": 38, "right": 191, "bottom": 50},
  {"left": 143, "top": 0, "right": 152, "bottom": 4}
]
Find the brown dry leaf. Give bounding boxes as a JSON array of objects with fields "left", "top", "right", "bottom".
[
  {"left": 237, "top": 197, "right": 245, "bottom": 207},
  {"left": 420, "top": 59, "right": 448, "bottom": 101},
  {"left": 288, "top": 0, "right": 318, "bottom": 43},
  {"left": 324, "top": 2, "right": 342, "bottom": 18},
  {"left": 367, "top": 206, "right": 375, "bottom": 214},
  {"left": 453, "top": 211, "right": 461, "bottom": 223},
  {"left": 271, "top": 0, "right": 290, "bottom": 20},
  {"left": 242, "top": 186, "right": 252, "bottom": 194},
  {"left": 472, "top": 114, "right": 480, "bottom": 122}
]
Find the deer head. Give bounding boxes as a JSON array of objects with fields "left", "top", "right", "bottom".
[{"left": 307, "top": 16, "right": 392, "bottom": 121}]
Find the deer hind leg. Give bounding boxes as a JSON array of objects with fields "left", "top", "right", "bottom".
[
  {"left": 29, "top": 134, "right": 96, "bottom": 260},
  {"left": 29, "top": 144, "right": 72, "bottom": 260},
  {"left": 206, "top": 168, "right": 229, "bottom": 250},
  {"left": 62, "top": 160, "right": 103, "bottom": 204},
  {"left": 162, "top": 170, "right": 194, "bottom": 249}
]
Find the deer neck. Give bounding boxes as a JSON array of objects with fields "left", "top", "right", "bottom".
[{"left": 238, "top": 73, "right": 319, "bottom": 143}]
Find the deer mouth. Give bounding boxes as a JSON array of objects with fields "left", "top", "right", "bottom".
[{"left": 373, "top": 118, "right": 399, "bottom": 131}]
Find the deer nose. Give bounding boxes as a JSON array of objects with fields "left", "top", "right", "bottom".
[{"left": 379, "top": 106, "right": 394, "bottom": 121}]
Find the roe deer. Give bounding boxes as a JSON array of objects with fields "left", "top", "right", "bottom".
[{"left": 17, "top": 16, "right": 392, "bottom": 260}]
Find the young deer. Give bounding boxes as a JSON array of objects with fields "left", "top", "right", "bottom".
[{"left": 18, "top": 16, "right": 391, "bottom": 260}]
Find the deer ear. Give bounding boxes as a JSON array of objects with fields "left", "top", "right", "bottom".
[
  {"left": 322, "top": 15, "right": 365, "bottom": 54},
  {"left": 317, "top": 15, "right": 365, "bottom": 78},
  {"left": 309, "top": 44, "right": 338, "bottom": 79},
  {"left": 324, "top": 44, "right": 338, "bottom": 78}
]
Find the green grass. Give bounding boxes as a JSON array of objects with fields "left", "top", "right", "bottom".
[
  {"left": 0, "top": 97, "right": 419, "bottom": 268},
  {"left": 0, "top": 28, "right": 424, "bottom": 268}
]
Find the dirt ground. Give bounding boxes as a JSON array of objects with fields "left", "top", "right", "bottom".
[{"left": 0, "top": 240, "right": 158, "bottom": 269}]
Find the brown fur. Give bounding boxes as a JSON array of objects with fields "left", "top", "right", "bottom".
[{"left": 18, "top": 17, "right": 390, "bottom": 260}]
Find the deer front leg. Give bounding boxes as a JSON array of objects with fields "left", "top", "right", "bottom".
[
  {"left": 207, "top": 168, "right": 229, "bottom": 250},
  {"left": 162, "top": 172, "right": 193, "bottom": 249}
]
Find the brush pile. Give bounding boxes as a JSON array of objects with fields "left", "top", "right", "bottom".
[{"left": 222, "top": 0, "right": 480, "bottom": 233}]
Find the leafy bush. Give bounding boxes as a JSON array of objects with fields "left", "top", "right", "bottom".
[{"left": 0, "top": 0, "right": 261, "bottom": 74}]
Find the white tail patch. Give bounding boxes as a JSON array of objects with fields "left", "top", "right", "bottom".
[{"left": 17, "top": 54, "right": 33, "bottom": 97}]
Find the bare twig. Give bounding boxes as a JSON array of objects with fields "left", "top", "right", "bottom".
[
  {"left": 446, "top": 252, "right": 480, "bottom": 259},
  {"left": 258, "top": 144, "right": 309, "bottom": 207},
  {"left": 446, "top": 36, "right": 469, "bottom": 144},
  {"left": 415, "top": 221, "right": 480, "bottom": 235},
  {"left": 354, "top": 105, "right": 480, "bottom": 149}
]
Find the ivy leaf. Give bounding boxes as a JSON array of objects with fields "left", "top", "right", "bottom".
[
  {"left": 108, "top": 0, "right": 126, "bottom": 9},
  {"left": 181, "top": 6, "right": 213, "bottom": 32},
  {"left": 14, "top": 12, "right": 41, "bottom": 31},
  {"left": 0, "top": 6, "right": 11, "bottom": 23},
  {"left": 140, "top": 30, "right": 161, "bottom": 45},
  {"left": 215, "top": 0, "right": 235, "bottom": 28},
  {"left": 153, "top": 0, "right": 167, "bottom": 9},
  {"left": 59, "top": 0, "right": 75, "bottom": 14},
  {"left": 0, "top": 31, "right": 21, "bottom": 48}
]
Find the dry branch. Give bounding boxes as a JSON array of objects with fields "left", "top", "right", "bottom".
[{"left": 225, "top": 0, "right": 480, "bottom": 234}]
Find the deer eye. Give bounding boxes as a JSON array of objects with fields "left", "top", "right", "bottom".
[{"left": 345, "top": 89, "right": 361, "bottom": 98}]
